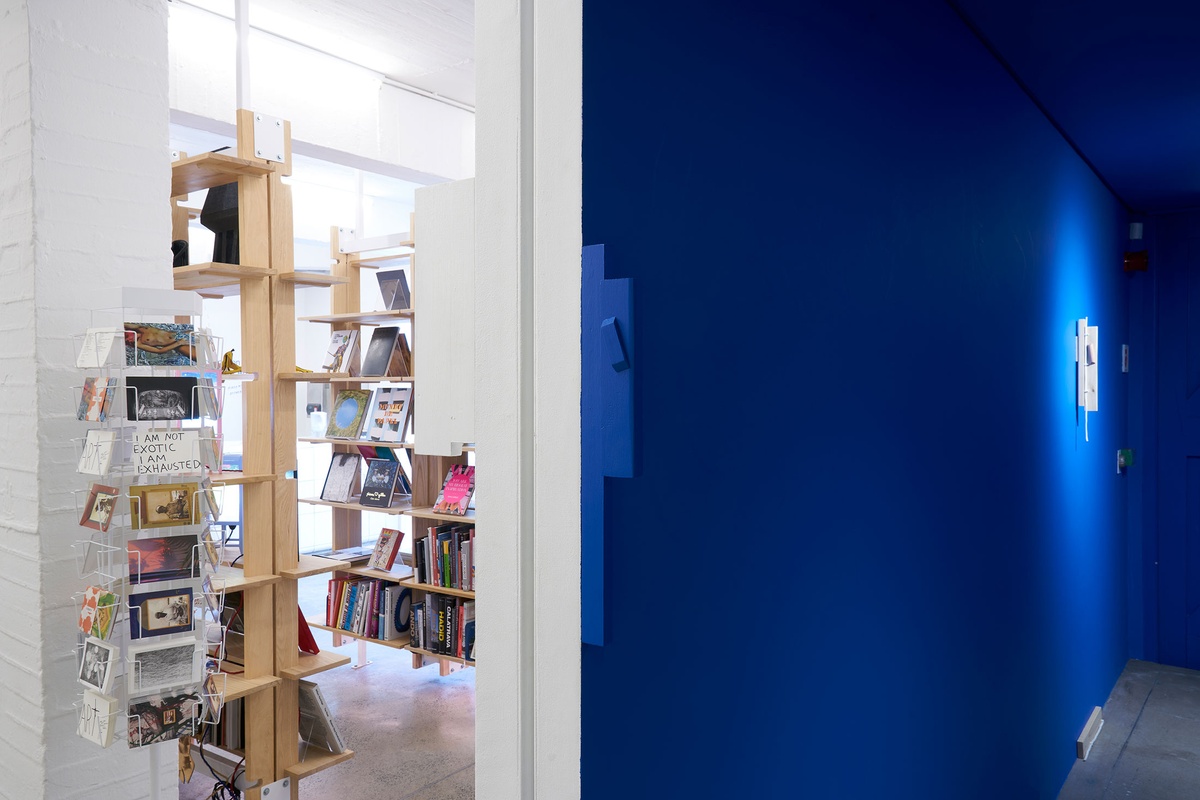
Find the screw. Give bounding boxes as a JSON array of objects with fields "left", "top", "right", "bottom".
[
  {"left": 256, "top": 115, "right": 262, "bottom": 121},
  {"left": 263, "top": 789, "right": 269, "bottom": 796},
  {"left": 276, "top": 120, "right": 282, "bottom": 127},
  {"left": 256, "top": 149, "right": 262, "bottom": 156},
  {"left": 276, "top": 154, "right": 283, "bottom": 160}
]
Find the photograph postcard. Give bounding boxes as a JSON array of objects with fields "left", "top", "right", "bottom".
[
  {"left": 78, "top": 637, "right": 118, "bottom": 695},
  {"left": 124, "top": 323, "right": 197, "bottom": 367},
  {"left": 127, "top": 691, "right": 201, "bottom": 748},
  {"left": 127, "top": 534, "right": 200, "bottom": 584},
  {"left": 127, "top": 639, "right": 202, "bottom": 695},
  {"left": 125, "top": 376, "right": 201, "bottom": 422},
  {"left": 132, "top": 428, "right": 213, "bottom": 476},
  {"left": 79, "top": 483, "right": 118, "bottom": 532},
  {"left": 129, "top": 586, "right": 194, "bottom": 640},
  {"left": 79, "top": 585, "right": 119, "bottom": 640},
  {"left": 129, "top": 482, "right": 200, "bottom": 530},
  {"left": 77, "top": 377, "right": 117, "bottom": 422},
  {"left": 77, "top": 430, "right": 118, "bottom": 476}
]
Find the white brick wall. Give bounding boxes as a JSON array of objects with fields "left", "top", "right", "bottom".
[{"left": 2, "top": 0, "right": 176, "bottom": 797}]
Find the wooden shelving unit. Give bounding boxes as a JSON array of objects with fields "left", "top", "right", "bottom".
[
  {"left": 298, "top": 437, "right": 413, "bottom": 449},
  {"left": 404, "top": 506, "right": 476, "bottom": 524},
  {"left": 278, "top": 372, "right": 414, "bottom": 383},
  {"left": 298, "top": 310, "right": 414, "bottom": 325},
  {"left": 278, "top": 553, "right": 350, "bottom": 580},
  {"left": 281, "top": 650, "right": 353, "bottom": 680},
  {"left": 297, "top": 496, "right": 414, "bottom": 515},
  {"left": 286, "top": 749, "right": 356, "bottom": 781},
  {"left": 171, "top": 151, "right": 273, "bottom": 196}
]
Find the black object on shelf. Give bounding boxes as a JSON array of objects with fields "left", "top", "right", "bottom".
[
  {"left": 171, "top": 239, "right": 189, "bottom": 268},
  {"left": 201, "top": 182, "right": 239, "bottom": 264}
]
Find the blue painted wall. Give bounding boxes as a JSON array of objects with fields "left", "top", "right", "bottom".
[{"left": 582, "top": 1, "right": 1130, "bottom": 797}]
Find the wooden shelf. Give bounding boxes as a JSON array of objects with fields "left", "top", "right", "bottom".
[
  {"left": 279, "top": 272, "right": 352, "bottom": 288},
  {"left": 279, "top": 372, "right": 415, "bottom": 384},
  {"left": 171, "top": 151, "right": 272, "bottom": 197},
  {"left": 298, "top": 310, "right": 414, "bottom": 325},
  {"left": 337, "top": 564, "right": 414, "bottom": 581},
  {"left": 210, "top": 570, "right": 281, "bottom": 592},
  {"left": 399, "top": 579, "right": 474, "bottom": 600},
  {"left": 407, "top": 646, "right": 475, "bottom": 667},
  {"left": 298, "top": 437, "right": 412, "bottom": 449},
  {"left": 222, "top": 672, "right": 281, "bottom": 701},
  {"left": 173, "top": 262, "right": 273, "bottom": 297},
  {"left": 350, "top": 252, "right": 413, "bottom": 269},
  {"left": 308, "top": 621, "right": 411, "bottom": 651},
  {"left": 406, "top": 507, "right": 476, "bottom": 524},
  {"left": 208, "top": 472, "right": 276, "bottom": 486},
  {"left": 298, "top": 496, "right": 413, "bottom": 516},
  {"left": 279, "top": 554, "right": 350, "bottom": 579},
  {"left": 280, "top": 649, "right": 352, "bottom": 679},
  {"left": 286, "top": 748, "right": 355, "bottom": 781}
]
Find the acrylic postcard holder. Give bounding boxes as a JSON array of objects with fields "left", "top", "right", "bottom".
[{"left": 72, "top": 538, "right": 124, "bottom": 584}]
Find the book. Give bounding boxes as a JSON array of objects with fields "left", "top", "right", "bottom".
[
  {"left": 126, "top": 639, "right": 201, "bottom": 695},
  {"left": 126, "top": 376, "right": 202, "bottom": 422},
  {"left": 78, "top": 637, "right": 118, "bottom": 694},
  {"left": 360, "top": 327, "right": 404, "bottom": 377},
  {"left": 376, "top": 268, "right": 411, "bottom": 310},
  {"left": 297, "top": 679, "right": 346, "bottom": 754},
  {"left": 373, "top": 385, "right": 413, "bottom": 443},
  {"left": 367, "top": 527, "right": 404, "bottom": 571},
  {"left": 321, "top": 330, "right": 360, "bottom": 375},
  {"left": 129, "top": 587, "right": 194, "bottom": 639},
  {"left": 78, "top": 689, "right": 118, "bottom": 747},
  {"left": 78, "top": 377, "right": 116, "bottom": 422},
  {"left": 79, "top": 483, "right": 118, "bottom": 532},
  {"left": 124, "top": 322, "right": 197, "bottom": 367},
  {"left": 132, "top": 428, "right": 215, "bottom": 475},
  {"left": 359, "top": 459, "right": 400, "bottom": 508},
  {"left": 129, "top": 482, "right": 200, "bottom": 529},
  {"left": 320, "top": 453, "right": 362, "bottom": 503},
  {"left": 76, "top": 327, "right": 122, "bottom": 368},
  {"left": 127, "top": 534, "right": 200, "bottom": 583},
  {"left": 127, "top": 691, "right": 201, "bottom": 748},
  {"left": 79, "top": 585, "right": 119, "bottom": 640},
  {"left": 312, "top": 544, "right": 374, "bottom": 564},
  {"left": 432, "top": 465, "right": 475, "bottom": 516},
  {"left": 325, "top": 389, "right": 372, "bottom": 439},
  {"left": 77, "top": 429, "right": 118, "bottom": 476}
]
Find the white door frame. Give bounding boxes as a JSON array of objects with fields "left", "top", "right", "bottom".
[{"left": 474, "top": 0, "right": 583, "bottom": 798}]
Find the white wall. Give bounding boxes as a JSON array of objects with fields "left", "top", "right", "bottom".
[
  {"left": 0, "top": 0, "right": 177, "bottom": 796},
  {"left": 168, "top": 2, "right": 474, "bottom": 182}
]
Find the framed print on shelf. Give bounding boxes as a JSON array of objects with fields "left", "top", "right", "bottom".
[{"left": 78, "top": 637, "right": 118, "bottom": 695}]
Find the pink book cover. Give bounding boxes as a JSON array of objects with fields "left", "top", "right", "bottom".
[{"left": 432, "top": 465, "right": 475, "bottom": 516}]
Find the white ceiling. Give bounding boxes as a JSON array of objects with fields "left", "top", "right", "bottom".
[{"left": 180, "top": 0, "right": 475, "bottom": 107}]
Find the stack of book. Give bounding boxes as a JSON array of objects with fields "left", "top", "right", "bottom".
[
  {"left": 413, "top": 523, "right": 474, "bottom": 591},
  {"left": 325, "top": 578, "right": 408, "bottom": 642},
  {"left": 411, "top": 597, "right": 474, "bottom": 661}
]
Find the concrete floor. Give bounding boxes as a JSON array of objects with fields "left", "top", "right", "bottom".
[
  {"left": 1059, "top": 659, "right": 1200, "bottom": 799},
  {"left": 181, "top": 575, "right": 475, "bottom": 799}
]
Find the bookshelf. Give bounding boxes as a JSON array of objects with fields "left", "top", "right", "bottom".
[{"left": 169, "top": 112, "right": 356, "bottom": 794}]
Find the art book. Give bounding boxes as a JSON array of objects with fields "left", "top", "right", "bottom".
[
  {"left": 376, "top": 268, "right": 410, "bottom": 310},
  {"left": 326, "top": 389, "right": 371, "bottom": 439},
  {"left": 298, "top": 679, "right": 346, "bottom": 754},
  {"left": 76, "top": 327, "right": 122, "bottom": 369},
  {"left": 371, "top": 385, "right": 412, "bottom": 443},
  {"left": 124, "top": 323, "right": 197, "bottom": 367},
  {"left": 359, "top": 459, "right": 400, "bottom": 508},
  {"left": 78, "top": 377, "right": 117, "bottom": 422},
  {"left": 360, "top": 327, "right": 411, "bottom": 377},
  {"left": 127, "top": 691, "right": 201, "bottom": 748},
  {"left": 79, "top": 483, "right": 118, "bottom": 531},
  {"left": 320, "top": 453, "right": 362, "bottom": 504},
  {"left": 126, "top": 376, "right": 202, "bottom": 422},
  {"left": 322, "top": 330, "right": 359, "bottom": 375},
  {"left": 78, "top": 689, "right": 118, "bottom": 748},
  {"left": 367, "top": 528, "right": 405, "bottom": 571},
  {"left": 79, "top": 585, "right": 119, "bottom": 640},
  {"left": 78, "top": 430, "right": 118, "bottom": 476},
  {"left": 132, "top": 428, "right": 215, "bottom": 475},
  {"left": 432, "top": 465, "right": 475, "bottom": 517},
  {"left": 129, "top": 482, "right": 200, "bottom": 529},
  {"left": 127, "top": 534, "right": 200, "bottom": 583}
]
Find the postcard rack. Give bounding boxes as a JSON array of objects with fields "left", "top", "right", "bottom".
[{"left": 70, "top": 288, "right": 235, "bottom": 754}]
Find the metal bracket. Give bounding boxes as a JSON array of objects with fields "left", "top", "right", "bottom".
[
  {"left": 261, "top": 776, "right": 291, "bottom": 796},
  {"left": 252, "top": 112, "right": 287, "bottom": 164}
]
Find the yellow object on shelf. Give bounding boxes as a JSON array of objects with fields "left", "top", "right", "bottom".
[{"left": 220, "top": 349, "right": 242, "bottom": 374}]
